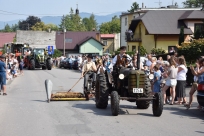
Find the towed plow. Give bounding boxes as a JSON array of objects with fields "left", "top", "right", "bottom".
[{"left": 45, "top": 79, "right": 94, "bottom": 102}]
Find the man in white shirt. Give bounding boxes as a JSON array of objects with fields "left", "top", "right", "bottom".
[
  {"left": 69, "top": 56, "right": 74, "bottom": 69},
  {"left": 112, "top": 46, "right": 132, "bottom": 67},
  {"left": 77, "top": 55, "right": 82, "bottom": 66}
]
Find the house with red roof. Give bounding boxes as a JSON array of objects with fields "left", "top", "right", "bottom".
[
  {"left": 0, "top": 32, "right": 16, "bottom": 49},
  {"left": 56, "top": 31, "right": 105, "bottom": 56}
]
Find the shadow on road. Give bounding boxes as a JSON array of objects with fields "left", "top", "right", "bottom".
[
  {"left": 31, "top": 100, "right": 48, "bottom": 102},
  {"left": 72, "top": 102, "right": 155, "bottom": 117},
  {"left": 163, "top": 103, "right": 204, "bottom": 121}
]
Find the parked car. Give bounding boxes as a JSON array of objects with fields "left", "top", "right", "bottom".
[
  {"left": 59, "top": 58, "right": 67, "bottom": 68},
  {"left": 64, "top": 58, "right": 70, "bottom": 69},
  {"left": 197, "top": 84, "right": 204, "bottom": 109},
  {"left": 72, "top": 59, "right": 79, "bottom": 70}
]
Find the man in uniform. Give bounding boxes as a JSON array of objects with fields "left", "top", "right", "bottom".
[
  {"left": 112, "top": 46, "right": 132, "bottom": 67},
  {"left": 81, "top": 54, "right": 97, "bottom": 90}
]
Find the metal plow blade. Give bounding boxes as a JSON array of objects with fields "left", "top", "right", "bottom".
[{"left": 45, "top": 79, "right": 86, "bottom": 102}]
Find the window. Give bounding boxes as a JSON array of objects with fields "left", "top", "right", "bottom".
[
  {"left": 65, "top": 38, "right": 72, "bottom": 43},
  {"left": 102, "top": 39, "right": 107, "bottom": 45},
  {"left": 194, "top": 23, "right": 204, "bottom": 32},
  {"left": 106, "top": 49, "right": 109, "bottom": 53},
  {"left": 132, "top": 46, "right": 136, "bottom": 52},
  {"left": 168, "top": 46, "right": 177, "bottom": 53},
  {"left": 125, "top": 17, "right": 127, "bottom": 26}
]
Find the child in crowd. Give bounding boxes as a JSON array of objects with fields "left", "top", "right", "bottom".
[
  {"left": 152, "top": 64, "right": 161, "bottom": 94},
  {"left": 19, "top": 59, "right": 24, "bottom": 75}
]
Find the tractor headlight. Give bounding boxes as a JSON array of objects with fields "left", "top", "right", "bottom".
[
  {"left": 149, "top": 74, "right": 154, "bottom": 80},
  {"left": 119, "top": 74, "right": 125, "bottom": 80}
]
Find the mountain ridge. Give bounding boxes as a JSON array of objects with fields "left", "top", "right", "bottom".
[{"left": 0, "top": 12, "right": 122, "bottom": 29}]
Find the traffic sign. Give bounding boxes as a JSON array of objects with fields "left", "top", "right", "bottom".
[{"left": 48, "top": 46, "right": 54, "bottom": 55}]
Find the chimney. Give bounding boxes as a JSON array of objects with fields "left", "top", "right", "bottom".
[{"left": 142, "top": 3, "right": 144, "bottom": 8}]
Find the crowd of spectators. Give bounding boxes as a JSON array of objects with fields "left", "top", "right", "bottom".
[
  {"left": 53, "top": 52, "right": 201, "bottom": 109},
  {"left": 0, "top": 53, "right": 24, "bottom": 95}
]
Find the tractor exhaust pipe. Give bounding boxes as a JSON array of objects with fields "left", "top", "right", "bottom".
[{"left": 137, "top": 45, "right": 140, "bottom": 70}]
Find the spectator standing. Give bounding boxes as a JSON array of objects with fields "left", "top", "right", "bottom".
[
  {"left": 176, "top": 57, "right": 188, "bottom": 104},
  {"left": 19, "top": 59, "right": 24, "bottom": 75},
  {"left": 0, "top": 55, "right": 7, "bottom": 95},
  {"left": 145, "top": 54, "right": 152, "bottom": 67},
  {"left": 131, "top": 55, "right": 137, "bottom": 69},
  {"left": 185, "top": 58, "right": 203, "bottom": 109},
  {"left": 162, "top": 57, "right": 178, "bottom": 105},
  {"left": 152, "top": 64, "right": 161, "bottom": 94},
  {"left": 69, "top": 56, "right": 74, "bottom": 69},
  {"left": 78, "top": 55, "right": 82, "bottom": 67}
]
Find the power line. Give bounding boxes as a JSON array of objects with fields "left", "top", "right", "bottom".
[{"left": 0, "top": 9, "right": 122, "bottom": 16}]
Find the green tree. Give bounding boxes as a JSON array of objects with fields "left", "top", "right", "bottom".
[
  {"left": 83, "top": 14, "right": 98, "bottom": 31},
  {"left": 177, "top": 39, "right": 204, "bottom": 63},
  {"left": 183, "top": 0, "right": 204, "bottom": 8},
  {"left": 59, "top": 8, "right": 86, "bottom": 31},
  {"left": 151, "top": 48, "right": 166, "bottom": 55},
  {"left": 31, "top": 22, "right": 47, "bottom": 31},
  {"left": 4, "top": 24, "right": 12, "bottom": 32},
  {"left": 128, "top": 2, "right": 139, "bottom": 13},
  {"left": 139, "top": 45, "right": 147, "bottom": 56},
  {"left": 46, "top": 24, "right": 59, "bottom": 31},
  {"left": 179, "top": 26, "right": 184, "bottom": 45},
  {"left": 11, "top": 24, "right": 19, "bottom": 32},
  {"left": 53, "top": 49, "right": 62, "bottom": 58},
  {"left": 99, "top": 16, "right": 120, "bottom": 34},
  {"left": 31, "top": 22, "right": 59, "bottom": 31},
  {"left": 194, "top": 26, "right": 202, "bottom": 39},
  {"left": 19, "top": 16, "right": 41, "bottom": 30}
]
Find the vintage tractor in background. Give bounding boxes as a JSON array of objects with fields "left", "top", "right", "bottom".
[
  {"left": 25, "top": 48, "right": 52, "bottom": 70},
  {"left": 95, "top": 46, "right": 163, "bottom": 116},
  {"left": 6, "top": 42, "right": 29, "bottom": 62}
]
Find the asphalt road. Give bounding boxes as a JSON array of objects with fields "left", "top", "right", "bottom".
[{"left": 0, "top": 68, "right": 204, "bottom": 136}]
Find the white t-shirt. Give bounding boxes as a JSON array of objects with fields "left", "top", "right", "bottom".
[
  {"left": 78, "top": 57, "right": 82, "bottom": 64},
  {"left": 177, "top": 64, "right": 188, "bottom": 80}
]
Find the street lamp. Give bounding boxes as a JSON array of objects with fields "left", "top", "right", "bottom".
[{"left": 64, "top": 28, "right": 66, "bottom": 56}]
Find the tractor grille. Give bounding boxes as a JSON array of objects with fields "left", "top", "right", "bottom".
[
  {"left": 128, "top": 71, "right": 146, "bottom": 95},
  {"left": 38, "top": 55, "right": 44, "bottom": 63}
]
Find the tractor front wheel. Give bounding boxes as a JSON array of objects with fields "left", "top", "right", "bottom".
[
  {"left": 111, "top": 91, "right": 120, "bottom": 116},
  {"left": 30, "top": 59, "right": 35, "bottom": 70},
  {"left": 152, "top": 92, "right": 163, "bottom": 117},
  {"left": 47, "top": 59, "right": 52, "bottom": 70}
]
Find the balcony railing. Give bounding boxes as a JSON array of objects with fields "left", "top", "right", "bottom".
[{"left": 125, "top": 32, "right": 142, "bottom": 42}]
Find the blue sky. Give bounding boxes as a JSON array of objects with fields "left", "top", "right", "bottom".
[{"left": 0, "top": 0, "right": 186, "bottom": 21}]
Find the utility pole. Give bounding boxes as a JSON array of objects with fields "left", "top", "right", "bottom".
[
  {"left": 63, "top": 16, "right": 66, "bottom": 56},
  {"left": 155, "top": 0, "right": 162, "bottom": 7}
]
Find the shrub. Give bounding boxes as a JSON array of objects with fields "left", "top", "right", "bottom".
[
  {"left": 151, "top": 48, "right": 166, "bottom": 55},
  {"left": 177, "top": 39, "right": 204, "bottom": 63}
]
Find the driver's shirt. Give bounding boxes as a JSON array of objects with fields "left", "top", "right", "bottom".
[
  {"left": 82, "top": 61, "right": 96, "bottom": 73},
  {"left": 112, "top": 54, "right": 131, "bottom": 66}
]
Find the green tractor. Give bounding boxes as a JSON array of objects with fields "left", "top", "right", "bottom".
[
  {"left": 25, "top": 48, "right": 52, "bottom": 70},
  {"left": 95, "top": 46, "right": 163, "bottom": 116}
]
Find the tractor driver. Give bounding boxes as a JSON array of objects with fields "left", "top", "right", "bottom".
[
  {"left": 112, "top": 46, "right": 132, "bottom": 67},
  {"left": 81, "top": 54, "right": 97, "bottom": 90}
]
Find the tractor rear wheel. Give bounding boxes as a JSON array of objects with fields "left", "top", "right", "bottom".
[
  {"left": 47, "top": 59, "right": 52, "bottom": 70},
  {"left": 111, "top": 91, "right": 120, "bottom": 116},
  {"left": 95, "top": 74, "right": 109, "bottom": 109},
  {"left": 30, "top": 59, "right": 35, "bottom": 70},
  {"left": 153, "top": 92, "right": 163, "bottom": 117},
  {"left": 136, "top": 77, "right": 151, "bottom": 109}
]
